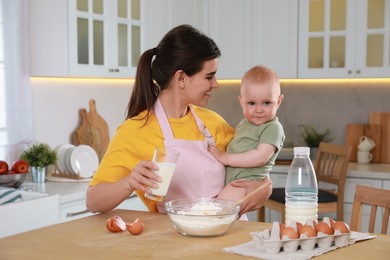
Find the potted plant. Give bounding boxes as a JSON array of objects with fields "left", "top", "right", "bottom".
[
  {"left": 20, "top": 143, "right": 57, "bottom": 183},
  {"left": 300, "top": 124, "right": 334, "bottom": 159}
]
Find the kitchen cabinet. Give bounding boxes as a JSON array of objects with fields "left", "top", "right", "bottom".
[
  {"left": 205, "top": 0, "right": 298, "bottom": 79},
  {"left": 146, "top": 0, "right": 298, "bottom": 79},
  {"left": 59, "top": 194, "right": 147, "bottom": 223},
  {"left": 145, "top": 0, "right": 206, "bottom": 48},
  {"left": 30, "top": 0, "right": 145, "bottom": 78},
  {"left": 298, "top": 0, "right": 390, "bottom": 78},
  {"left": 0, "top": 193, "right": 59, "bottom": 238}
]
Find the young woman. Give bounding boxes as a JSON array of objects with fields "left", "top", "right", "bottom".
[{"left": 86, "top": 25, "right": 270, "bottom": 215}]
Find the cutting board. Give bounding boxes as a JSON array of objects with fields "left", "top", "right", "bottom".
[
  {"left": 71, "top": 100, "right": 110, "bottom": 161},
  {"left": 370, "top": 112, "right": 390, "bottom": 163},
  {"left": 345, "top": 124, "right": 382, "bottom": 162}
]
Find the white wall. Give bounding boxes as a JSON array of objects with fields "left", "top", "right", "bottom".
[{"left": 30, "top": 77, "right": 133, "bottom": 149}]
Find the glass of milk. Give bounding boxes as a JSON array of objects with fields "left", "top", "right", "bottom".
[{"left": 145, "top": 147, "right": 179, "bottom": 202}]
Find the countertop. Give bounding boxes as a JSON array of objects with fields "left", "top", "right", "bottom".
[
  {"left": 1, "top": 209, "right": 389, "bottom": 259},
  {"left": 20, "top": 179, "right": 90, "bottom": 204},
  {"left": 272, "top": 163, "right": 390, "bottom": 180},
  {"left": 15, "top": 163, "right": 389, "bottom": 206}
]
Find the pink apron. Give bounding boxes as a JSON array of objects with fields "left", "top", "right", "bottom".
[{"left": 154, "top": 98, "right": 226, "bottom": 212}]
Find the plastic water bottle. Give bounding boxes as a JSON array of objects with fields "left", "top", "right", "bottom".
[{"left": 285, "top": 147, "right": 318, "bottom": 225}]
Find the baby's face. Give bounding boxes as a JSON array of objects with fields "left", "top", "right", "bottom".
[{"left": 238, "top": 80, "right": 283, "bottom": 126}]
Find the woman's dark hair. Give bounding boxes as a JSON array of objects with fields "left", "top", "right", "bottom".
[{"left": 126, "top": 24, "right": 221, "bottom": 119}]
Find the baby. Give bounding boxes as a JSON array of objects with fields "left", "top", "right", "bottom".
[{"left": 208, "top": 65, "right": 285, "bottom": 203}]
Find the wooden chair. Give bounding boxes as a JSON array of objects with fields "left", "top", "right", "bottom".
[
  {"left": 350, "top": 185, "right": 390, "bottom": 234},
  {"left": 258, "top": 142, "right": 351, "bottom": 223}
]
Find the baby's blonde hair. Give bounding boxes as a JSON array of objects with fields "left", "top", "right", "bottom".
[{"left": 241, "top": 65, "right": 279, "bottom": 85}]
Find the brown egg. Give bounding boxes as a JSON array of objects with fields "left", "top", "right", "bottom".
[
  {"left": 126, "top": 218, "right": 144, "bottom": 235},
  {"left": 280, "top": 226, "right": 299, "bottom": 239},
  {"left": 328, "top": 218, "right": 336, "bottom": 226},
  {"left": 315, "top": 221, "right": 333, "bottom": 235},
  {"left": 279, "top": 223, "right": 286, "bottom": 233},
  {"left": 299, "top": 224, "right": 317, "bottom": 237},
  {"left": 331, "top": 221, "right": 351, "bottom": 234},
  {"left": 296, "top": 222, "right": 303, "bottom": 232},
  {"left": 106, "top": 215, "right": 126, "bottom": 233}
]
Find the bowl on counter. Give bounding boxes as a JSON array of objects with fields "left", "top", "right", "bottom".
[
  {"left": 165, "top": 198, "right": 240, "bottom": 237},
  {"left": 0, "top": 173, "right": 27, "bottom": 188}
]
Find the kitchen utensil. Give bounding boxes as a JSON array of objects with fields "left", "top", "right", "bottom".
[
  {"left": 235, "top": 180, "right": 272, "bottom": 206},
  {"left": 145, "top": 147, "right": 180, "bottom": 202},
  {"left": 357, "top": 136, "right": 375, "bottom": 151},
  {"left": 357, "top": 151, "right": 373, "bottom": 164},
  {"left": 0, "top": 174, "right": 27, "bottom": 188},
  {"left": 71, "top": 100, "right": 109, "bottom": 162},
  {"left": 69, "top": 145, "right": 99, "bottom": 178},
  {"left": 345, "top": 124, "right": 381, "bottom": 162},
  {"left": 165, "top": 198, "right": 240, "bottom": 237},
  {"left": 370, "top": 112, "right": 390, "bottom": 163}
]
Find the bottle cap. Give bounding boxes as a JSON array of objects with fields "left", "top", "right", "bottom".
[{"left": 294, "top": 147, "right": 310, "bottom": 155}]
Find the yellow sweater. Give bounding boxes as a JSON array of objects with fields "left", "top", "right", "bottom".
[{"left": 89, "top": 105, "right": 234, "bottom": 211}]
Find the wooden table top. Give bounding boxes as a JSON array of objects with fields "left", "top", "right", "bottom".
[{"left": 1, "top": 209, "right": 389, "bottom": 259}]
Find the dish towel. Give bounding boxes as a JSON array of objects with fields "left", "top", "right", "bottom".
[
  {"left": 223, "top": 231, "right": 376, "bottom": 260},
  {"left": 0, "top": 188, "right": 22, "bottom": 205}
]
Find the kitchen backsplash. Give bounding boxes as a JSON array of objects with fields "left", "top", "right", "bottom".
[{"left": 31, "top": 78, "right": 390, "bottom": 150}]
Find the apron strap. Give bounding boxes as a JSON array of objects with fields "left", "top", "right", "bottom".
[
  {"left": 154, "top": 97, "right": 216, "bottom": 145},
  {"left": 188, "top": 105, "right": 216, "bottom": 146},
  {"left": 154, "top": 98, "right": 175, "bottom": 141}
]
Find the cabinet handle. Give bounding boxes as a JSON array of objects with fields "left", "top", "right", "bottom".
[
  {"left": 356, "top": 70, "right": 361, "bottom": 74},
  {"left": 348, "top": 70, "right": 352, "bottom": 74},
  {"left": 66, "top": 209, "right": 90, "bottom": 217},
  {"left": 108, "top": 68, "right": 120, "bottom": 73}
]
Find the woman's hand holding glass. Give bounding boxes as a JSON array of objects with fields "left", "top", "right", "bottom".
[{"left": 127, "top": 160, "right": 161, "bottom": 194}]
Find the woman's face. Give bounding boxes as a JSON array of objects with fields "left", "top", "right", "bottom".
[{"left": 184, "top": 58, "right": 219, "bottom": 107}]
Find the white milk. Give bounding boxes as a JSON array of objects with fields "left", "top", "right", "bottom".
[
  {"left": 285, "top": 201, "right": 318, "bottom": 226},
  {"left": 151, "top": 162, "right": 176, "bottom": 196}
]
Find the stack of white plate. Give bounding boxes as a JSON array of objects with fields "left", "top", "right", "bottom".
[{"left": 56, "top": 144, "right": 99, "bottom": 178}]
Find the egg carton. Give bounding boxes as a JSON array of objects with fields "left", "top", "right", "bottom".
[{"left": 251, "top": 229, "right": 350, "bottom": 254}]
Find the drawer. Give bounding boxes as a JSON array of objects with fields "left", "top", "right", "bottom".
[{"left": 59, "top": 198, "right": 93, "bottom": 223}]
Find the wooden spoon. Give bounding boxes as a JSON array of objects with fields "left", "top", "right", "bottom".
[{"left": 235, "top": 181, "right": 272, "bottom": 206}]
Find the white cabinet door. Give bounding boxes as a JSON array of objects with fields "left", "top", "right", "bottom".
[
  {"left": 206, "top": 0, "right": 253, "bottom": 79},
  {"left": 30, "top": 0, "right": 145, "bottom": 78},
  {"left": 299, "top": 0, "right": 390, "bottom": 78},
  {"left": 254, "top": 0, "right": 298, "bottom": 78},
  {"left": 147, "top": 0, "right": 298, "bottom": 79},
  {"left": 30, "top": 0, "right": 70, "bottom": 77},
  {"left": 0, "top": 194, "right": 59, "bottom": 238},
  {"left": 68, "top": 0, "right": 144, "bottom": 77},
  {"left": 145, "top": 0, "right": 207, "bottom": 49}
]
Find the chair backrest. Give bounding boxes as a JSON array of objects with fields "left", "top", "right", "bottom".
[
  {"left": 350, "top": 185, "right": 390, "bottom": 234},
  {"left": 313, "top": 142, "right": 351, "bottom": 197}
]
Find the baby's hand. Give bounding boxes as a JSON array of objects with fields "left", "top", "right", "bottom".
[{"left": 207, "top": 144, "right": 221, "bottom": 158}]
